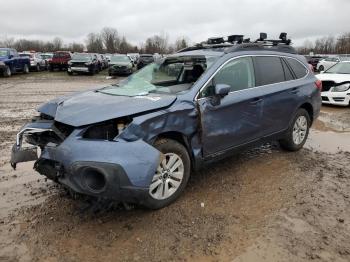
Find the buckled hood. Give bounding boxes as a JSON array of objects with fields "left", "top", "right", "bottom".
[{"left": 38, "top": 89, "right": 176, "bottom": 127}]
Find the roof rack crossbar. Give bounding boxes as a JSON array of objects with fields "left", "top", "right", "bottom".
[{"left": 177, "top": 32, "right": 295, "bottom": 54}]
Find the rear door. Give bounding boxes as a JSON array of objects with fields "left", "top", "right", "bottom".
[
  {"left": 253, "top": 56, "right": 307, "bottom": 136},
  {"left": 197, "top": 56, "right": 264, "bottom": 157}
]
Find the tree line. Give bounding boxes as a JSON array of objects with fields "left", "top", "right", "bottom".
[
  {"left": 297, "top": 32, "right": 350, "bottom": 55},
  {"left": 0, "top": 27, "right": 189, "bottom": 54}
]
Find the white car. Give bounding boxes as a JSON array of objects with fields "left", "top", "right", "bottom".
[
  {"left": 316, "top": 57, "right": 340, "bottom": 72},
  {"left": 19, "top": 52, "right": 46, "bottom": 71},
  {"left": 316, "top": 61, "right": 350, "bottom": 106}
]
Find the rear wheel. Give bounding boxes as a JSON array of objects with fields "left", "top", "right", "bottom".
[
  {"left": 279, "top": 108, "right": 310, "bottom": 151},
  {"left": 3, "top": 65, "right": 11, "bottom": 77},
  {"left": 23, "top": 64, "right": 29, "bottom": 74},
  {"left": 143, "top": 139, "right": 191, "bottom": 209}
]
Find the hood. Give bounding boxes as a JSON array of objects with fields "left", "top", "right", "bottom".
[
  {"left": 38, "top": 89, "right": 176, "bottom": 127},
  {"left": 316, "top": 73, "right": 350, "bottom": 83},
  {"left": 70, "top": 59, "right": 90, "bottom": 63},
  {"left": 109, "top": 62, "right": 131, "bottom": 66}
]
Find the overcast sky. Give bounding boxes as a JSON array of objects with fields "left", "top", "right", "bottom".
[{"left": 0, "top": 0, "right": 348, "bottom": 47}]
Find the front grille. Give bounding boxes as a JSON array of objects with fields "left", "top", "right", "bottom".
[
  {"left": 114, "top": 65, "right": 127, "bottom": 70},
  {"left": 333, "top": 97, "right": 345, "bottom": 102},
  {"left": 71, "top": 62, "right": 87, "bottom": 67},
  {"left": 321, "top": 81, "right": 334, "bottom": 92}
]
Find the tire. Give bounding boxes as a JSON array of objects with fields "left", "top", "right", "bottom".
[
  {"left": 143, "top": 138, "right": 191, "bottom": 209},
  {"left": 279, "top": 108, "right": 311, "bottom": 151},
  {"left": 23, "top": 64, "right": 29, "bottom": 74},
  {"left": 3, "top": 65, "right": 11, "bottom": 77},
  {"left": 318, "top": 65, "right": 324, "bottom": 72},
  {"left": 36, "top": 64, "right": 40, "bottom": 72},
  {"left": 67, "top": 71, "right": 73, "bottom": 76},
  {"left": 49, "top": 65, "right": 54, "bottom": 72}
]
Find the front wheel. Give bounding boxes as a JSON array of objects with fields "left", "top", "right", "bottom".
[
  {"left": 143, "top": 139, "right": 191, "bottom": 209},
  {"left": 318, "top": 65, "right": 324, "bottom": 72},
  {"left": 279, "top": 108, "right": 310, "bottom": 151},
  {"left": 3, "top": 65, "right": 11, "bottom": 77},
  {"left": 23, "top": 64, "right": 29, "bottom": 74}
]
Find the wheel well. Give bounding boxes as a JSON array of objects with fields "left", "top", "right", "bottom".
[
  {"left": 300, "top": 103, "right": 314, "bottom": 123},
  {"left": 154, "top": 131, "right": 196, "bottom": 170},
  {"left": 155, "top": 132, "right": 188, "bottom": 148}
]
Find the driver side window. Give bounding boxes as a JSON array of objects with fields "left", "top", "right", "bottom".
[{"left": 199, "top": 57, "right": 255, "bottom": 98}]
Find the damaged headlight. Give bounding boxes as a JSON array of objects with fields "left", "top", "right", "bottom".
[
  {"left": 82, "top": 118, "right": 131, "bottom": 141},
  {"left": 333, "top": 83, "right": 350, "bottom": 92}
]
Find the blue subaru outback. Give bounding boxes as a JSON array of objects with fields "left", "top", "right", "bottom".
[{"left": 11, "top": 33, "right": 321, "bottom": 209}]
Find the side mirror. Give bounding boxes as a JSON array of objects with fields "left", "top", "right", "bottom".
[
  {"left": 215, "top": 84, "right": 231, "bottom": 97},
  {"left": 9, "top": 55, "right": 14, "bottom": 59}
]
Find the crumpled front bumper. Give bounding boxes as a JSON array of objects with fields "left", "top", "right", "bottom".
[{"left": 11, "top": 121, "right": 161, "bottom": 202}]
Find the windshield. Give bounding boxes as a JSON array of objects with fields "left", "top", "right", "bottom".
[
  {"left": 110, "top": 56, "right": 130, "bottom": 63},
  {"left": 325, "top": 63, "right": 350, "bottom": 74},
  {"left": 72, "top": 53, "right": 91, "bottom": 60},
  {"left": 99, "top": 55, "right": 218, "bottom": 96},
  {"left": 0, "top": 50, "right": 8, "bottom": 57},
  {"left": 41, "top": 54, "right": 53, "bottom": 59},
  {"left": 19, "top": 54, "right": 32, "bottom": 58}
]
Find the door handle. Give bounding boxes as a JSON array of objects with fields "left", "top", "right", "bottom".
[
  {"left": 250, "top": 97, "right": 262, "bottom": 104},
  {"left": 291, "top": 87, "right": 298, "bottom": 94}
]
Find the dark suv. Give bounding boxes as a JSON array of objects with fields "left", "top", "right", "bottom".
[
  {"left": 11, "top": 33, "right": 321, "bottom": 209},
  {"left": 137, "top": 54, "right": 154, "bottom": 69},
  {"left": 67, "top": 53, "right": 99, "bottom": 75}
]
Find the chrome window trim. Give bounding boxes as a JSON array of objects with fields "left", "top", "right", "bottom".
[{"left": 194, "top": 54, "right": 310, "bottom": 101}]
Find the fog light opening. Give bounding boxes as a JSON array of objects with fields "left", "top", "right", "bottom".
[{"left": 82, "top": 168, "right": 106, "bottom": 193}]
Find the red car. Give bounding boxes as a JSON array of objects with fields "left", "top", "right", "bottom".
[{"left": 49, "top": 51, "right": 72, "bottom": 71}]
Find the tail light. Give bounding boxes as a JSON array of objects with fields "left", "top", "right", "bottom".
[{"left": 315, "top": 80, "right": 322, "bottom": 91}]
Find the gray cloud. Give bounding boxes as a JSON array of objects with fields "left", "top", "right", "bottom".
[{"left": 0, "top": 0, "right": 349, "bottom": 46}]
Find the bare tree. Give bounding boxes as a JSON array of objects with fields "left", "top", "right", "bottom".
[
  {"left": 52, "top": 37, "right": 63, "bottom": 51},
  {"left": 86, "top": 33, "right": 104, "bottom": 53},
  {"left": 101, "top": 27, "right": 120, "bottom": 53},
  {"left": 174, "top": 37, "right": 189, "bottom": 51}
]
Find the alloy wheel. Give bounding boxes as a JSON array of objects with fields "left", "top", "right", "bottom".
[
  {"left": 149, "top": 153, "right": 184, "bottom": 200},
  {"left": 292, "top": 115, "right": 308, "bottom": 145}
]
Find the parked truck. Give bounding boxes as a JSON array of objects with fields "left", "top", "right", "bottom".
[{"left": 0, "top": 48, "right": 30, "bottom": 77}]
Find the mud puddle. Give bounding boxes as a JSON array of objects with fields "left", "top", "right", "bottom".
[{"left": 306, "top": 119, "right": 350, "bottom": 153}]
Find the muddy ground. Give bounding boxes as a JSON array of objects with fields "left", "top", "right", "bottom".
[{"left": 0, "top": 71, "right": 349, "bottom": 262}]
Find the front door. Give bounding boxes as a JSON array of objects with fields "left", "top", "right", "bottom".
[{"left": 197, "top": 57, "right": 263, "bottom": 157}]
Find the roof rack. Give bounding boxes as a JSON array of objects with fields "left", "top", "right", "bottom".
[{"left": 177, "top": 32, "right": 296, "bottom": 54}]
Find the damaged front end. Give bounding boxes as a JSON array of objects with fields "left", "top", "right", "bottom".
[{"left": 11, "top": 115, "right": 162, "bottom": 203}]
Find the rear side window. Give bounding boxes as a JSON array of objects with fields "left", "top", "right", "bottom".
[
  {"left": 253, "top": 56, "right": 285, "bottom": 85},
  {"left": 286, "top": 58, "right": 308, "bottom": 79},
  {"left": 281, "top": 59, "right": 294, "bottom": 81}
]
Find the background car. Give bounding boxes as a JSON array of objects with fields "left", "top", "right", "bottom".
[
  {"left": 137, "top": 54, "right": 154, "bottom": 69},
  {"left": 19, "top": 52, "right": 46, "bottom": 71},
  {"left": 316, "top": 61, "right": 350, "bottom": 106},
  {"left": 40, "top": 53, "right": 53, "bottom": 69},
  {"left": 306, "top": 55, "right": 327, "bottom": 71},
  {"left": 108, "top": 54, "right": 135, "bottom": 76},
  {"left": 49, "top": 51, "right": 72, "bottom": 71},
  {"left": 317, "top": 56, "right": 340, "bottom": 72},
  {"left": 0, "top": 48, "right": 30, "bottom": 77},
  {"left": 67, "top": 53, "right": 99, "bottom": 75}
]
